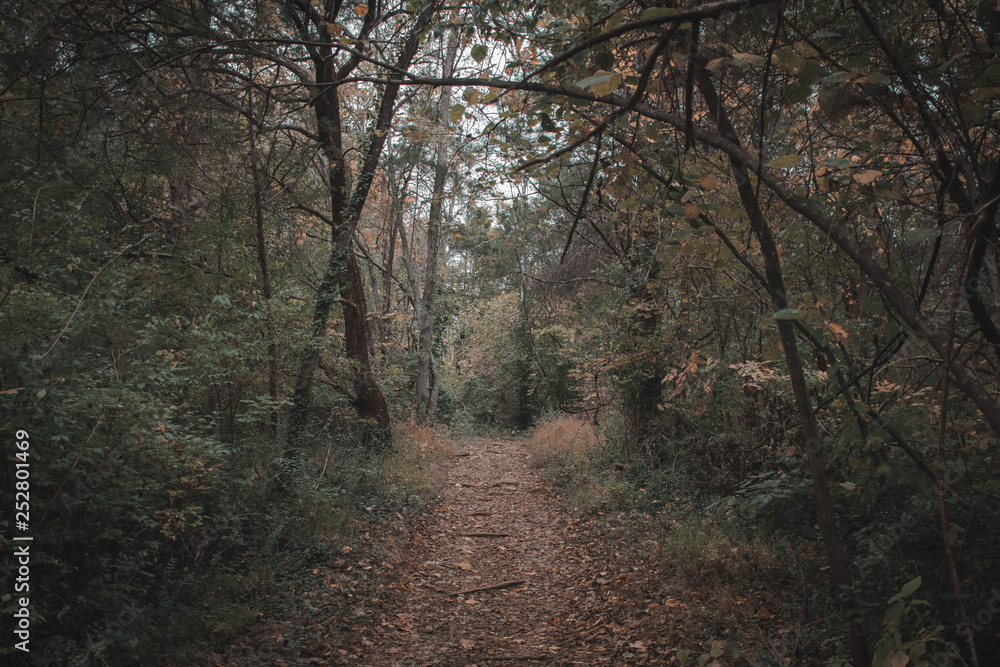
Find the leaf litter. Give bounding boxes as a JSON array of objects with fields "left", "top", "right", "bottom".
[
  {"left": 194, "top": 437, "right": 768, "bottom": 666},
  {"left": 352, "top": 438, "right": 683, "bottom": 665}
]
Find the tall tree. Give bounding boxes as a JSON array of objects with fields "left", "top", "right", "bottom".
[
  {"left": 281, "top": 0, "right": 441, "bottom": 447},
  {"left": 415, "top": 30, "right": 460, "bottom": 422}
]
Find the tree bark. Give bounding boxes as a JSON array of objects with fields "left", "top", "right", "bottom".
[
  {"left": 695, "top": 62, "right": 869, "bottom": 666},
  {"left": 286, "top": 3, "right": 438, "bottom": 451},
  {"left": 415, "top": 31, "right": 459, "bottom": 423},
  {"left": 250, "top": 139, "right": 279, "bottom": 432}
]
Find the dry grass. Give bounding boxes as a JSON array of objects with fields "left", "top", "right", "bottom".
[
  {"left": 378, "top": 420, "right": 457, "bottom": 499},
  {"left": 523, "top": 415, "right": 602, "bottom": 468}
]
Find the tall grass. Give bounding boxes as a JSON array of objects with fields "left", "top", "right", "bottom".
[{"left": 523, "top": 415, "right": 601, "bottom": 467}]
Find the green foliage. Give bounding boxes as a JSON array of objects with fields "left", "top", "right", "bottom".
[
  {"left": 4, "top": 0, "right": 1000, "bottom": 663},
  {"left": 872, "top": 577, "right": 961, "bottom": 667},
  {"left": 0, "top": 100, "right": 392, "bottom": 664},
  {"left": 441, "top": 292, "right": 544, "bottom": 429}
]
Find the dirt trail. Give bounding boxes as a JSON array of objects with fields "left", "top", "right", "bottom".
[{"left": 360, "top": 437, "right": 660, "bottom": 666}]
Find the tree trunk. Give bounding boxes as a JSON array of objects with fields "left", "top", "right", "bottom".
[
  {"left": 342, "top": 249, "right": 390, "bottom": 428},
  {"left": 695, "top": 62, "right": 869, "bottom": 666},
  {"left": 251, "top": 142, "right": 279, "bottom": 433},
  {"left": 415, "top": 32, "right": 459, "bottom": 423},
  {"left": 378, "top": 220, "right": 397, "bottom": 360},
  {"left": 285, "top": 3, "right": 437, "bottom": 452}
]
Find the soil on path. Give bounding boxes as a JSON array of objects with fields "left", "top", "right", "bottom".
[{"left": 358, "top": 437, "right": 666, "bottom": 666}]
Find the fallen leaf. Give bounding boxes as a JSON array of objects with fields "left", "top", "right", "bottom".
[{"left": 457, "top": 562, "right": 474, "bottom": 571}]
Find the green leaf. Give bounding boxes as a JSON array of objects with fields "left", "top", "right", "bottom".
[
  {"left": 471, "top": 44, "right": 488, "bottom": 63},
  {"left": 717, "top": 205, "right": 745, "bottom": 220},
  {"left": 639, "top": 7, "right": 677, "bottom": 20},
  {"left": 576, "top": 74, "right": 610, "bottom": 89},
  {"left": 773, "top": 308, "right": 808, "bottom": 320},
  {"left": 450, "top": 104, "right": 466, "bottom": 124},
  {"left": 819, "top": 86, "right": 855, "bottom": 122},
  {"left": 889, "top": 576, "right": 922, "bottom": 604},
  {"left": 902, "top": 227, "right": 942, "bottom": 244},
  {"left": 868, "top": 71, "right": 891, "bottom": 85},
  {"left": 766, "top": 155, "right": 804, "bottom": 169},
  {"left": 900, "top": 576, "right": 921, "bottom": 597},
  {"left": 576, "top": 71, "right": 622, "bottom": 96},
  {"left": 591, "top": 72, "right": 622, "bottom": 96},
  {"left": 776, "top": 47, "right": 803, "bottom": 70},
  {"left": 824, "top": 71, "right": 853, "bottom": 84}
]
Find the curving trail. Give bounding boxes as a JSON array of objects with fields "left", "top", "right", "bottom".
[{"left": 360, "top": 438, "right": 662, "bottom": 666}]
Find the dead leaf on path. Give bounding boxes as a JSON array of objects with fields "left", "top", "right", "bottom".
[
  {"left": 758, "top": 607, "right": 775, "bottom": 619},
  {"left": 464, "top": 598, "right": 479, "bottom": 605},
  {"left": 460, "top": 639, "right": 475, "bottom": 649},
  {"left": 457, "top": 562, "right": 474, "bottom": 570},
  {"left": 665, "top": 598, "right": 680, "bottom": 607}
]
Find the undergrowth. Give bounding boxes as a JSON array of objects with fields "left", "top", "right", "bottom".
[
  {"left": 180, "top": 420, "right": 453, "bottom": 666},
  {"left": 524, "top": 414, "right": 853, "bottom": 665}
]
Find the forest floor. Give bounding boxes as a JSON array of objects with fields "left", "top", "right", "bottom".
[{"left": 200, "top": 436, "right": 758, "bottom": 666}]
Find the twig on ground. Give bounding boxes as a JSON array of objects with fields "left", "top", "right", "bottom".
[{"left": 453, "top": 580, "right": 526, "bottom": 596}]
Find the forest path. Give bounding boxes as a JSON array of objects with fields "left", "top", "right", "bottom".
[{"left": 357, "top": 437, "right": 660, "bottom": 666}]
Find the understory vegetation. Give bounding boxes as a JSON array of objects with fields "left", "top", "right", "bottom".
[
  {"left": 526, "top": 413, "right": 998, "bottom": 665},
  {"left": 3, "top": 0, "right": 1000, "bottom": 665}
]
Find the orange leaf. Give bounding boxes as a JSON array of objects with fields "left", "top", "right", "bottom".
[
  {"left": 853, "top": 169, "right": 882, "bottom": 185},
  {"left": 699, "top": 174, "right": 720, "bottom": 190},
  {"left": 825, "top": 320, "right": 849, "bottom": 344}
]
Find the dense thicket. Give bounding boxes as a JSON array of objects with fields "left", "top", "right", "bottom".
[{"left": 1, "top": 0, "right": 999, "bottom": 664}]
